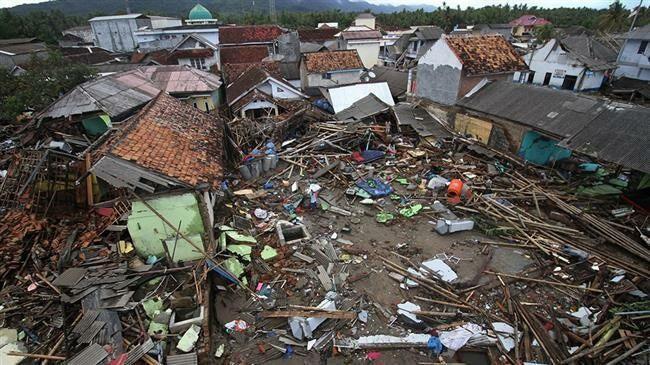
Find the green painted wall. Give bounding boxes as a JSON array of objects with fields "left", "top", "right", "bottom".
[{"left": 127, "top": 193, "right": 205, "bottom": 262}]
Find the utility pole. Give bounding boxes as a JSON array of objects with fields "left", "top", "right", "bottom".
[
  {"left": 629, "top": 0, "right": 643, "bottom": 32},
  {"left": 270, "top": 0, "right": 277, "bottom": 23}
]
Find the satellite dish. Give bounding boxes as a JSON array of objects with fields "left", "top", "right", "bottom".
[{"left": 368, "top": 71, "right": 376, "bottom": 78}]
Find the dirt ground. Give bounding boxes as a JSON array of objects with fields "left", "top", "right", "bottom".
[{"left": 214, "top": 177, "right": 535, "bottom": 364}]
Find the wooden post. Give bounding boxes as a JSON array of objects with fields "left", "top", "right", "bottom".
[{"left": 85, "top": 153, "right": 94, "bottom": 207}]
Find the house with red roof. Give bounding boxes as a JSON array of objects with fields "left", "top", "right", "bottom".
[
  {"left": 510, "top": 15, "right": 551, "bottom": 37},
  {"left": 416, "top": 34, "right": 528, "bottom": 105}
]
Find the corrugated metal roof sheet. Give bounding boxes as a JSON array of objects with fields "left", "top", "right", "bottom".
[
  {"left": 68, "top": 343, "right": 109, "bottom": 365},
  {"left": 559, "top": 35, "right": 618, "bottom": 71},
  {"left": 370, "top": 66, "right": 408, "bottom": 97},
  {"left": 621, "top": 24, "right": 650, "bottom": 40},
  {"left": 559, "top": 105, "right": 650, "bottom": 173},
  {"left": 457, "top": 81, "right": 604, "bottom": 138},
  {"left": 89, "top": 14, "right": 145, "bottom": 21},
  {"left": 393, "top": 102, "right": 452, "bottom": 139},
  {"left": 39, "top": 69, "right": 160, "bottom": 119},
  {"left": 324, "top": 82, "right": 395, "bottom": 114},
  {"left": 335, "top": 94, "right": 391, "bottom": 121},
  {"left": 141, "top": 65, "right": 222, "bottom": 94},
  {"left": 167, "top": 352, "right": 198, "bottom": 365},
  {"left": 341, "top": 30, "right": 382, "bottom": 40}
]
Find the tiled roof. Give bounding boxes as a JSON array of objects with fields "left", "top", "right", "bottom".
[
  {"left": 226, "top": 67, "right": 273, "bottom": 105},
  {"left": 219, "top": 25, "right": 284, "bottom": 44},
  {"left": 222, "top": 61, "right": 280, "bottom": 83},
  {"left": 140, "top": 65, "right": 222, "bottom": 94},
  {"left": 167, "top": 48, "right": 213, "bottom": 63},
  {"left": 510, "top": 15, "right": 551, "bottom": 27},
  {"left": 302, "top": 50, "right": 364, "bottom": 73},
  {"left": 341, "top": 30, "right": 382, "bottom": 40},
  {"left": 445, "top": 35, "right": 527, "bottom": 76},
  {"left": 220, "top": 46, "right": 269, "bottom": 64},
  {"left": 298, "top": 28, "right": 340, "bottom": 43},
  {"left": 109, "top": 92, "right": 224, "bottom": 187}
]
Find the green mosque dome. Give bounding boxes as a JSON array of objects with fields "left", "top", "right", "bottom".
[{"left": 189, "top": 4, "right": 212, "bottom": 21}]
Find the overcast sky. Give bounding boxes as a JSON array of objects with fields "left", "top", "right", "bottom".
[{"left": 0, "top": 0, "right": 643, "bottom": 9}]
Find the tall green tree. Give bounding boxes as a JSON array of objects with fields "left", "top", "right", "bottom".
[
  {"left": 599, "top": 1, "right": 628, "bottom": 32},
  {"left": 0, "top": 51, "right": 95, "bottom": 123}
]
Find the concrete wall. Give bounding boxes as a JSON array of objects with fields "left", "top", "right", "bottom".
[
  {"left": 354, "top": 18, "right": 376, "bottom": 30},
  {"left": 615, "top": 38, "right": 650, "bottom": 81},
  {"left": 177, "top": 53, "right": 219, "bottom": 70},
  {"left": 91, "top": 18, "right": 149, "bottom": 52},
  {"left": 135, "top": 29, "right": 219, "bottom": 52},
  {"left": 150, "top": 17, "right": 182, "bottom": 29},
  {"left": 268, "top": 79, "right": 302, "bottom": 99},
  {"left": 416, "top": 39, "right": 463, "bottom": 105},
  {"left": 343, "top": 40, "right": 380, "bottom": 68}
]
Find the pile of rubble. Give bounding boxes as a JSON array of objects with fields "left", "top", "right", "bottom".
[{"left": 0, "top": 98, "right": 648, "bottom": 365}]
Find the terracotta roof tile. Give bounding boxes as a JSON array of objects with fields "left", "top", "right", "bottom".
[
  {"left": 222, "top": 61, "right": 280, "bottom": 83},
  {"left": 298, "top": 28, "right": 340, "bottom": 42},
  {"left": 109, "top": 92, "right": 224, "bottom": 187},
  {"left": 219, "top": 25, "right": 284, "bottom": 44},
  {"left": 167, "top": 48, "right": 213, "bottom": 63},
  {"left": 220, "top": 45, "right": 269, "bottom": 64},
  {"left": 445, "top": 35, "right": 528, "bottom": 76},
  {"left": 302, "top": 50, "right": 364, "bottom": 73}
]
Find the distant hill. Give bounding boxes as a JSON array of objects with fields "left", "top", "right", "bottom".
[{"left": 8, "top": 0, "right": 436, "bottom": 18}]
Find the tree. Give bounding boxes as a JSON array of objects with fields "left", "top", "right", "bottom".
[
  {"left": 0, "top": 51, "right": 95, "bottom": 123},
  {"left": 599, "top": 0, "right": 628, "bottom": 32},
  {"left": 534, "top": 24, "right": 556, "bottom": 43}
]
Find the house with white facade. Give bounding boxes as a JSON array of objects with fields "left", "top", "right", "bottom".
[
  {"left": 514, "top": 34, "right": 618, "bottom": 91},
  {"left": 300, "top": 50, "right": 364, "bottom": 91},
  {"left": 338, "top": 26, "right": 382, "bottom": 68},
  {"left": 166, "top": 34, "right": 219, "bottom": 71},
  {"left": 227, "top": 67, "right": 307, "bottom": 118},
  {"left": 615, "top": 24, "right": 650, "bottom": 81}
]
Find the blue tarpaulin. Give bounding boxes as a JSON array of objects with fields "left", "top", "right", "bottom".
[{"left": 518, "top": 131, "right": 571, "bottom": 166}]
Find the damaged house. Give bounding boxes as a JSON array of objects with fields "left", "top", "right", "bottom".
[
  {"left": 300, "top": 50, "right": 364, "bottom": 91},
  {"left": 455, "top": 80, "right": 650, "bottom": 173},
  {"left": 226, "top": 66, "right": 307, "bottom": 119},
  {"left": 515, "top": 33, "right": 619, "bottom": 91},
  {"left": 91, "top": 91, "right": 224, "bottom": 193},
  {"left": 166, "top": 33, "right": 219, "bottom": 71},
  {"left": 141, "top": 64, "right": 223, "bottom": 112},
  {"left": 415, "top": 34, "right": 528, "bottom": 105}
]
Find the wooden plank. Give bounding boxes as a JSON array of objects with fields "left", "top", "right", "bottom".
[{"left": 259, "top": 310, "right": 355, "bottom": 319}]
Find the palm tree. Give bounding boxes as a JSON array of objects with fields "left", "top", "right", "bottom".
[{"left": 599, "top": 0, "right": 628, "bottom": 32}]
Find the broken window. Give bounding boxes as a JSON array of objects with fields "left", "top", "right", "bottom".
[{"left": 638, "top": 40, "right": 648, "bottom": 55}]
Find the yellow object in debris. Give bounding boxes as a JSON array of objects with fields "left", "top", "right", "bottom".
[{"left": 119, "top": 240, "right": 134, "bottom": 254}]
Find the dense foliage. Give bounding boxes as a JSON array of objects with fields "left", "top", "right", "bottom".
[{"left": 0, "top": 51, "right": 95, "bottom": 122}]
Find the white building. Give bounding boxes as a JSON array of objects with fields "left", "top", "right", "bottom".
[
  {"left": 338, "top": 26, "right": 382, "bottom": 69},
  {"left": 615, "top": 24, "right": 650, "bottom": 81},
  {"left": 134, "top": 5, "right": 218, "bottom": 52},
  {"left": 89, "top": 14, "right": 152, "bottom": 53},
  {"left": 514, "top": 35, "right": 618, "bottom": 92},
  {"left": 354, "top": 13, "right": 376, "bottom": 30}
]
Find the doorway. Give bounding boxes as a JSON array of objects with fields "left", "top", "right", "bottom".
[
  {"left": 543, "top": 72, "right": 552, "bottom": 86},
  {"left": 561, "top": 75, "right": 578, "bottom": 90}
]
